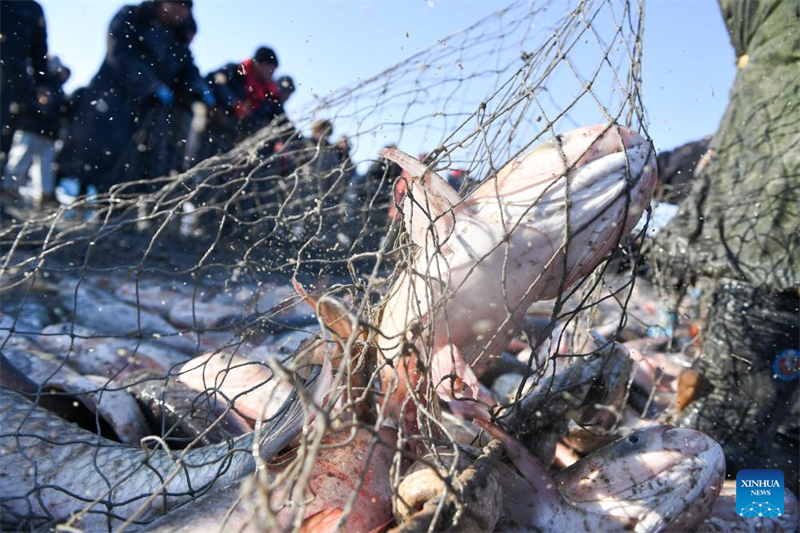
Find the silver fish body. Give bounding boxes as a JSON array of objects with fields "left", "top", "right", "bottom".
[
  {"left": 37, "top": 322, "right": 193, "bottom": 384},
  {"left": 2, "top": 343, "right": 150, "bottom": 444},
  {"left": 56, "top": 281, "right": 221, "bottom": 354},
  {"left": 0, "top": 374, "right": 315, "bottom": 530}
]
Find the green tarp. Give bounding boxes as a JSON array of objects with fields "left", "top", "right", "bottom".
[{"left": 654, "top": 0, "right": 800, "bottom": 291}]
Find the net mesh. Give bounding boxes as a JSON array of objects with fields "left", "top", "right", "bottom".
[{"left": 0, "top": 0, "right": 655, "bottom": 530}]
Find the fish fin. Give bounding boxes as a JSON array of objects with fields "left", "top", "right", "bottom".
[
  {"left": 292, "top": 278, "right": 320, "bottom": 320},
  {"left": 448, "top": 396, "right": 491, "bottom": 421},
  {"left": 553, "top": 442, "right": 581, "bottom": 469},
  {"left": 379, "top": 148, "right": 465, "bottom": 250},
  {"left": 448, "top": 381, "right": 495, "bottom": 420},
  {"left": 293, "top": 279, "right": 355, "bottom": 341},
  {"left": 316, "top": 297, "right": 357, "bottom": 343},
  {"left": 312, "top": 352, "right": 335, "bottom": 408},
  {"left": 430, "top": 344, "right": 481, "bottom": 402},
  {"left": 256, "top": 356, "right": 334, "bottom": 464},
  {"left": 300, "top": 507, "right": 343, "bottom": 533},
  {"left": 379, "top": 148, "right": 461, "bottom": 203}
]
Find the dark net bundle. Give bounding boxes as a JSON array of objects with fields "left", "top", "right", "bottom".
[
  {"left": 649, "top": 0, "right": 800, "bottom": 495},
  {"left": 0, "top": 1, "right": 663, "bottom": 531}
]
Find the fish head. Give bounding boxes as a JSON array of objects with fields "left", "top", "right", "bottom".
[
  {"left": 379, "top": 147, "right": 467, "bottom": 253},
  {"left": 489, "top": 124, "right": 655, "bottom": 191},
  {"left": 557, "top": 124, "right": 648, "bottom": 168},
  {"left": 557, "top": 425, "right": 725, "bottom": 532},
  {"left": 471, "top": 124, "right": 657, "bottom": 298},
  {"left": 559, "top": 125, "right": 658, "bottom": 237}
]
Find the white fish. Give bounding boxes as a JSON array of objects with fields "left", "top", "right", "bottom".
[
  {"left": 178, "top": 351, "right": 293, "bottom": 423},
  {"left": 478, "top": 420, "right": 725, "bottom": 532},
  {"left": 37, "top": 323, "right": 189, "bottom": 377},
  {"left": 376, "top": 125, "right": 657, "bottom": 423}
]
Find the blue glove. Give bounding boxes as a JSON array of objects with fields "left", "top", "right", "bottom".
[
  {"left": 201, "top": 88, "right": 216, "bottom": 107},
  {"left": 155, "top": 84, "right": 174, "bottom": 106}
]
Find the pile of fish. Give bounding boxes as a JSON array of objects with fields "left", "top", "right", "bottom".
[{"left": 1, "top": 125, "right": 797, "bottom": 532}]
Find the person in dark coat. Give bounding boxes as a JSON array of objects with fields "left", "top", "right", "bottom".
[
  {"left": 208, "top": 46, "right": 284, "bottom": 139},
  {"left": 343, "top": 144, "right": 403, "bottom": 251},
  {"left": 654, "top": 0, "right": 799, "bottom": 493},
  {"left": 3, "top": 56, "right": 70, "bottom": 209},
  {"left": 184, "top": 47, "right": 287, "bottom": 168},
  {"left": 0, "top": 0, "right": 49, "bottom": 160},
  {"left": 58, "top": 1, "right": 213, "bottom": 192}
]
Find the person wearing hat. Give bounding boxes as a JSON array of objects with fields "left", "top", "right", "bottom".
[
  {"left": 276, "top": 75, "right": 296, "bottom": 105},
  {"left": 58, "top": 0, "right": 212, "bottom": 193},
  {"left": 206, "top": 46, "right": 287, "bottom": 139}
]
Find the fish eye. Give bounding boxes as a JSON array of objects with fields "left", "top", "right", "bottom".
[
  {"left": 614, "top": 432, "right": 646, "bottom": 457},
  {"left": 555, "top": 134, "right": 564, "bottom": 143}
]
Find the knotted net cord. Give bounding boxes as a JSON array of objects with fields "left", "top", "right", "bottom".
[{"left": 0, "top": 1, "right": 652, "bottom": 530}]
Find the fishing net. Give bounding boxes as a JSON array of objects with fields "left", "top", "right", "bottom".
[{"left": 0, "top": 0, "right": 657, "bottom": 530}]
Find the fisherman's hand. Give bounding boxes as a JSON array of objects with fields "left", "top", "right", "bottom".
[
  {"left": 155, "top": 85, "right": 174, "bottom": 106},
  {"left": 200, "top": 88, "right": 216, "bottom": 107}
]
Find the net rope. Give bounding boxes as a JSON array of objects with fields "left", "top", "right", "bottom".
[{"left": 0, "top": 0, "right": 654, "bottom": 530}]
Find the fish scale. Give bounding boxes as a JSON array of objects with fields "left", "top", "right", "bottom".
[{"left": 0, "top": 373, "right": 316, "bottom": 530}]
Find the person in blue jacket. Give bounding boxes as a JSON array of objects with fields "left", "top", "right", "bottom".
[{"left": 59, "top": 1, "right": 213, "bottom": 193}]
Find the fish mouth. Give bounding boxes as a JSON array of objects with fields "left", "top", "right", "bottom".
[
  {"left": 662, "top": 427, "right": 726, "bottom": 491},
  {"left": 576, "top": 126, "right": 657, "bottom": 186},
  {"left": 630, "top": 428, "right": 725, "bottom": 532},
  {"left": 561, "top": 135, "right": 655, "bottom": 236}
]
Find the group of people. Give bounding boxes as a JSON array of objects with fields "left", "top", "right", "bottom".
[
  {"left": 0, "top": 0, "right": 472, "bottom": 258},
  {"left": 1, "top": 0, "right": 296, "bottom": 209}
]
